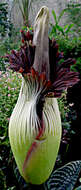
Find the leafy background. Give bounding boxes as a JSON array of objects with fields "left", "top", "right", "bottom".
[{"left": 0, "top": 1, "right": 81, "bottom": 190}]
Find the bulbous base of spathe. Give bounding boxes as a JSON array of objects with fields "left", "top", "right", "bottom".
[{"left": 9, "top": 77, "right": 62, "bottom": 184}]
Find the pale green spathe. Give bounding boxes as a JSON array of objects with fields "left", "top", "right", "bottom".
[{"left": 9, "top": 77, "right": 61, "bottom": 184}]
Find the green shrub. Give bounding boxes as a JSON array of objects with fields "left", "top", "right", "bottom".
[
  {"left": 49, "top": 6, "right": 81, "bottom": 76},
  {"left": 66, "top": 2, "right": 81, "bottom": 36},
  {"left": 53, "top": 35, "right": 81, "bottom": 75},
  {"left": 0, "top": 2, "right": 14, "bottom": 39},
  {"left": 0, "top": 70, "right": 21, "bottom": 189},
  {"left": 0, "top": 3, "right": 8, "bottom": 37},
  {"left": 0, "top": 30, "right": 21, "bottom": 71},
  {"left": 49, "top": 9, "right": 74, "bottom": 38},
  {"left": 0, "top": 70, "right": 21, "bottom": 137}
]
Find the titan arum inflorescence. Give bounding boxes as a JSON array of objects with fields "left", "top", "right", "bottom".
[{"left": 8, "top": 6, "right": 79, "bottom": 185}]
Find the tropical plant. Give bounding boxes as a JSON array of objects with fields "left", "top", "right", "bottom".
[
  {"left": 49, "top": 9, "right": 74, "bottom": 38},
  {"left": 0, "top": 70, "right": 81, "bottom": 189},
  {"left": 13, "top": 161, "right": 81, "bottom": 189},
  {"left": 6, "top": 5, "right": 80, "bottom": 189},
  {"left": 13, "top": 0, "right": 30, "bottom": 25},
  {"left": 66, "top": 2, "right": 81, "bottom": 37},
  {"left": 44, "top": 161, "right": 81, "bottom": 190},
  {"left": 53, "top": 35, "right": 81, "bottom": 76},
  {"left": 13, "top": 0, "right": 43, "bottom": 26}
]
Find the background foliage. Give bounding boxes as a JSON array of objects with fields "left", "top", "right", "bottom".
[
  {"left": 0, "top": 3, "right": 9, "bottom": 38},
  {"left": 0, "top": 71, "right": 21, "bottom": 189},
  {"left": 0, "top": 1, "right": 81, "bottom": 189}
]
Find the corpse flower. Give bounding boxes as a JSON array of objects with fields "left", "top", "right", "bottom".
[{"left": 8, "top": 6, "right": 79, "bottom": 185}]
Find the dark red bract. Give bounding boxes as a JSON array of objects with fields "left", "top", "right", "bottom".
[{"left": 7, "top": 29, "right": 79, "bottom": 98}]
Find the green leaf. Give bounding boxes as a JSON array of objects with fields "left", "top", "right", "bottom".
[
  {"left": 56, "top": 24, "right": 65, "bottom": 35},
  {"left": 58, "top": 9, "right": 67, "bottom": 23},
  {"left": 65, "top": 24, "right": 74, "bottom": 34},
  {"left": 44, "top": 161, "right": 81, "bottom": 190},
  {"left": 52, "top": 10, "right": 57, "bottom": 24},
  {"left": 63, "top": 24, "right": 69, "bottom": 30},
  {"left": 51, "top": 26, "right": 57, "bottom": 34}
]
